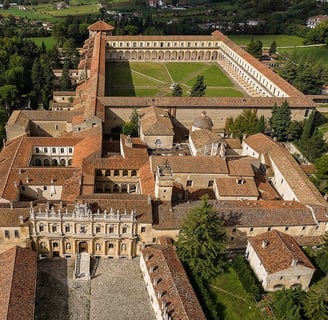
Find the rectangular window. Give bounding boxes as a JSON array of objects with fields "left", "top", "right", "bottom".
[
  {"left": 285, "top": 226, "right": 289, "bottom": 231},
  {"left": 122, "top": 227, "right": 127, "bottom": 234},
  {"left": 152, "top": 238, "right": 157, "bottom": 243},
  {"left": 232, "top": 228, "right": 236, "bottom": 233},
  {"left": 109, "top": 226, "right": 114, "bottom": 233},
  {"left": 44, "top": 147, "right": 48, "bottom": 153},
  {"left": 141, "top": 227, "right": 146, "bottom": 233},
  {"left": 186, "top": 180, "right": 193, "bottom": 187},
  {"left": 208, "top": 180, "right": 214, "bottom": 187},
  {"left": 4, "top": 230, "right": 9, "bottom": 238},
  {"left": 65, "top": 225, "right": 70, "bottom": 233},
  {"left": 52, "top": 147, "right": 56, "bottom": 153},
  {"left": 68, "top": 147, "right": 73, "bottom": 153},
  {"left": 39, "top": 224, "right": 44, "bottom": 232},
  {"left": 52, "top": 225, "right": 57, "bottom": 232},
  {"left": 96, "top": 226, "right": 101, "bottom": 233},
  {"left": 60, "top": 148, "right": 64, "bottom": 153},
  {"left": 43, "top": 186, "right": 47, "bottom": 191},
  {"left": 36, "top": 147, "right": 40, "bottom": 153},
  {"left": 14, "top": 230, "right": 19, "bottom": 238},
  {"left": 250, "top": 227, "right": 254, "bottom": 232},
  {"left": 302, "top": 226, "right": 306, "bottom": 230}
]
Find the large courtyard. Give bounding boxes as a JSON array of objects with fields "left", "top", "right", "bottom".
[{"left": 105, "top": 61, "right": 245, "bottom": 97}]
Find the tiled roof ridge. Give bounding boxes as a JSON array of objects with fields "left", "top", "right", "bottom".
[{"left": 1, "top": 137, "right": 24, "bottom": 198}]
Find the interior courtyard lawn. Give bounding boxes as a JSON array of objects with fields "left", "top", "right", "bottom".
[
  {"left": 210, "top": 267, "right": 267, "bottom": 320},
  {"left": 106, "top": 61, "right": 244, "bottom": 97}
]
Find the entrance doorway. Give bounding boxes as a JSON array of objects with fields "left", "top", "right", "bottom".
[{"left": 79, "top": 241, "right": 88, "bottom": 253}]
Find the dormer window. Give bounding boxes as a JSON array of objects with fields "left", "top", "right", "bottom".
[{"left": 236, "top": 178, "right": 245, "bottom": 185}]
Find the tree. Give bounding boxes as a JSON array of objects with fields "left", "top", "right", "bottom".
[
  {"left": 172, "top": 83, "right": 182, "bottom": 97},
  {"left": 190, "top": 75, "right": 206, "bottom": 97},
  {"left": 269, "top": 41, "right": 277, "bottom": 55},
  {"left": 303, "top": 276, "right": 328, "bottom": 320},
  {"left": 301, "top": 129, "right": 327, "bottom": 162},
  {"left": 287, "top": 120, "right": 303, "bottom": 141},
  {"left": 269, "top": 101, "right": 291, "bottom": 141},
  {"left": 300, "top": 111, "right": 315, "bottom": 145},
  {"left": 61, "top": 60, "right": 72, "bottom": 91},
  {"left": 313, "top": 155, "right": 328, "bottom": 194},
  {"left": 271, "top": 289, "right": 304, "bottom": 320},
  {"left": 176, "top": 195, "right": 226, "bottom": 281},
  {"left": 246, "top": 38, "right": 263, "bottom": 59},
  {"left": 122, "top": 109, "right": 139, "bottom": 137},
  {"left": 226, "top": 109, "right": 264, "bottom": 138}
]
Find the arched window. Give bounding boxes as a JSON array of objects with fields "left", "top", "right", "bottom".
[
  {"left": 53, "top": 242, "right": 59, "bottom": 248},
  {"left": 131, "top": 170, "right": 137, "bottom": 177},
  {"left": 39, "top": 223, "right": 44, "bottom": 232},
  {"left": 44, "top": 159, "right": 50, "bottom": 166},
  {"left": 123, "top": 170, "right": 128, "bottom": 177},
  {"left": 105, "top": 170, "right": 111, "bottom": 176},
  {"left": 114, "top": 170, "right": 119, "bottom": 177},
  {"left": 108, "top": 243, "right": 114, "bottom": 249},
  {"left": 121, "top": 243, "right": 127, "bottom": 251},
  {"left": 60, "top": 159, "right": 66, "bottom": 166},
  {"left": 52, "top": 159, "right": 58, "bottom": 166},
  {"left": 35, "top": 159, "right": 41, "bottom": 166},
  {"left": 96, "top": 169, "right": 102, "bottom": 176}
]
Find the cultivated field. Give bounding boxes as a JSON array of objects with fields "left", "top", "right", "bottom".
[
  {"left": 105, "top": 61, "right": 244, "bottom": 97},
  {"left": 229, "top": 34, "right": 305, "bottom": 47}
]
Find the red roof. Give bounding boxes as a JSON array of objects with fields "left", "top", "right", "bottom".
[{"left": 88, "top": 21, "right": 114, "bottom": 31}]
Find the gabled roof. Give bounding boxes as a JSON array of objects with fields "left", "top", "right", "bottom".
[
  {"left": 189, "top": 129, "right": 223, "bottom": 150},
  {"left": 0, "top": 246, "right": 37, "bottom": 320},
  {"left": 88, "top": 21, "right": 115, "bottom": 31},
  {"left": 142, "top": 243, "right": 206, "bottom": 320},
  {"left": 215, "top": 176, "right": 259, "bottom": 198},
  {"left": 248, "top": 230, "right": 315, "bottom": 274},
  {"left": 138, "top": 106, "right": 174, "bottom": 136}
]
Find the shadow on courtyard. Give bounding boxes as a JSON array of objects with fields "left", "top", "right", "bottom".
[
  {"left": 105, "top": 61, "right": 135, "bottom": 96},
  {"left": 34, "top": 258, "right": 69, "bottom": 320}
]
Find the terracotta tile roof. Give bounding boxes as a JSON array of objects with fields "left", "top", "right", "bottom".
[
  {"left": 142, "top": 244, "right": 206, "bottom": 320},
  {"left": 254, "top": 173, "right": 280, "bottom": 200},
  {"left": 150, "top": 155, "right": 228, "bottom": 174},
  {"left": 77, "top": 193, "right": 152, "bottom": 223},
  {"left": 106, "top": 34, "right": 213, "bottom": 41},
  {"left": 189, "top": 129, "right": 223, "bottom": 150},
  {"left": 7, "top": 110, "right": 29, "bottom": 127},
  {"left": 215, "top": 177, "right": 259, "bottom": 198},
  {"left": 225, "top": 138, "right": 242, "bottom": 149},
  {"left": 99, "top": 96, "right": 315, "bottom": 109},
  {"left": 120, "top": 135, "right": 149, "bottom": 165},
  {"left": 0, "top": 246, "right": 37, "bottom": 320},
  {"left": 139, "top": 161, "right": 155, "bottom": 197},
  {"left": 227, "top": 157, "right": 255, "bottom": 177},
  {"left": 138, "top": 106, "right": 174, "bottom": 136},
  {"left": 244, "top": 133, "right": 328, "bottom": 207},
  {"left": 212, "top": 30, "right": 304, "bottom": 97},
  {"left": 154, "top": 200, "right": 317, "bottom": 230},
  {"left": 0, "top": 208, "right": 30, "bottom": 227},
  {"left": 88, "top": 21, "right": 115, "bottom": 31},
  {"left": 248, "top": 230, "right": 315, "bottom": 273}
]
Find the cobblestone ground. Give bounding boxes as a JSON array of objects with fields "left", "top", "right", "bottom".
[
  {"left": 35, "top": 258, "right": 155, "bottom": 320},
  {"left": 90, "top": 258, "right": 155, "bottom": 320}
]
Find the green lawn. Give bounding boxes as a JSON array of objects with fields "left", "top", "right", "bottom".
[
  {"left": 229, "top": 34, "right": 305, "bottom": 47},
  {"left": 210, "top": 267, "right": 266, "bottom": 320},
  {"left": 30, "top": 37, "right": 56, "bottom": 49},
  {"left": 106, "top": 61, "right": 243, "bottom": 97},
  {"left": 278, "top": 46, "right": 328, "bottom": 67}
]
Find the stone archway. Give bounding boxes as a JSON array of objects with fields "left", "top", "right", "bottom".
[{"left": 79, "top": 241, "right": 88, "bottom": 253}]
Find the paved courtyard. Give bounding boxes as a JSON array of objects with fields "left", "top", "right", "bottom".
[{"left": 35, "top": 257, "right": 155, "bottom": 320}]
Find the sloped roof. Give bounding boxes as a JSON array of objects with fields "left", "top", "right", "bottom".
[
  {"left": 0, "top": 246, "right": 37, "bottom": 320},
  {"left": 142, "top": 244, "right": 206, "bottom": 320},
  {"left": 138, "top": 106, "right": 174, "bottom": 136},
  {"left": 88, "top": 21, "right": 115, "bottom": 31},
  {"left": 248, "top": 230, "right": 315, "bottom": 273},
  {"left": 189, "top": 129, "right": 222, "bottom": 150},
  {"left": 215, "top": 177, "right": 259, "bottom": 198}
]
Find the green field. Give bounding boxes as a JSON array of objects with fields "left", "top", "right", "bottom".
[
  {"left": 229, "top": 34, "right": 305, "bottom": 47},
  {"left": 278, "top": 46, "right": 328, "bottom": 67},
  {"left": 210, "top": 267, "right": 267, "bottom": 320},
  {"left": 30, "top": 37, "right": 56, "bottom": 49},
  {"left": 106, "top": 61, "right": 244, "bottom": 97}
]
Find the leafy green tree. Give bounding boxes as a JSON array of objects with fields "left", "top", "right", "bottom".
[
  {"left": 313, "top": 155, "right": 328, "bottom": 195},
  {"left": 271, "top": 289, "right": 304, "bottom": 320},
  {"left": 227, "top": 109, "right": 264, "bottom": 138},
  {"left": 190, "top": 75, "right": 206, "bottom": 97},
  {"left": 0, "top": 84, "right": 18, "bottom": 114},
  {"left": 301, "top": 129, "right": 327, "bottom": 162},
  {"left": 122, "top": 109, "right": 139, "bottom": 137},
  {"left": 172, "top": 83, "right": 182, "bottom": 97},
  {"left": 287, "top": 120, "right": 303, "bottom": 141},
  {"left": 246, "top": 38, "right": 263, "bottom": 59},
  {"left": 269, "top": 101, "right": 291, "bottom": 141},
  {"left": 176, "top": 195, "right": 226, "bottom": 281},
  {"left": 269, "top": 41, "right": 277, "bottom": 55},
  {"left": 300, "top": 111, "right": 315, "bottom": 145},
  {"left": 61, "top": 61, "right": 72, "bottom": 91},
  {"left": 278, "top": 59, "right": 297, "bottom": 84},
  {"left": 303, "top": 277, "right": 328, "bottom": 320}
]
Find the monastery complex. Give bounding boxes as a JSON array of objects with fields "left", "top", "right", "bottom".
[{"left": 1, "top": 21, "right": 328, "bottom": 318}]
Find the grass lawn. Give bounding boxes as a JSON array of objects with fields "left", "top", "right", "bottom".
[
  {"left": 210, "top": 267, "right": 266, "bottom": 320},
  {"left": 229, "top": 34, "right": 305, "bottom": 47},
  {"left": 30, "top": 37, "right": 56, "bottom": 49},
  {"left": 278, "top": 46, "right": 328, "bottom": 68},
  {"left": 106, "top": 61, "right": 243, "bottom": 97}
]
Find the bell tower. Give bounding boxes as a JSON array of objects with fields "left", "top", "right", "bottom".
[{"left": 155, "top": 160, "right": 174, "bottom": 202}]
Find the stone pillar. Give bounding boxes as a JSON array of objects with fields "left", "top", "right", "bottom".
[{"left": 115, "top": 240, "right": 120, "bottom": 258}]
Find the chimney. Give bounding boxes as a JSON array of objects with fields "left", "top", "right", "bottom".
[
  {"left": 262, "top": 240, "right": 269, "bottom": 248},
  {"left": 19, "top": 215, "right": 24, "bottom": 224}
]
